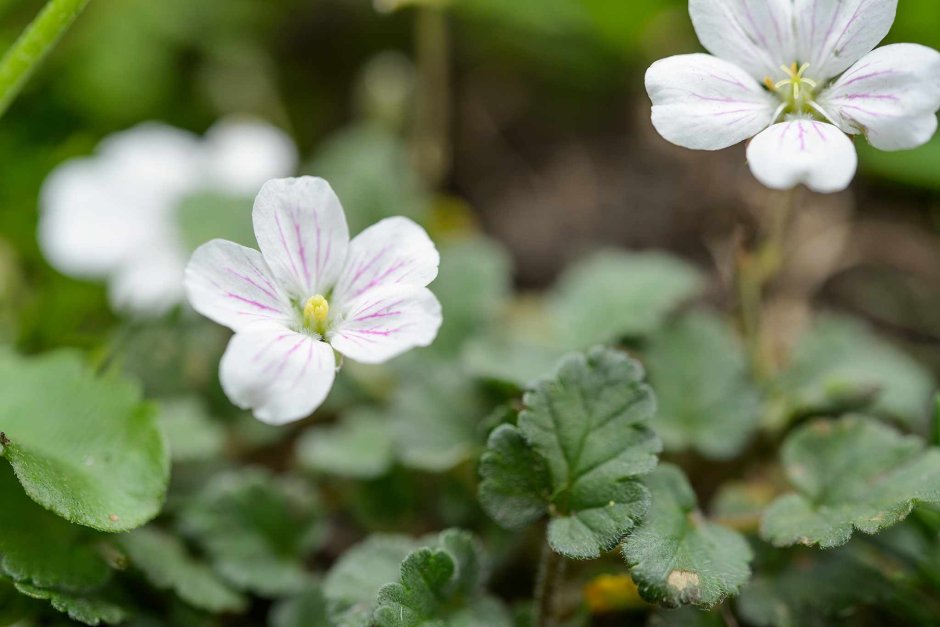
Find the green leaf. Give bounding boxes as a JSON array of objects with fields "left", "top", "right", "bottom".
[
  {"left": 391, "top": 362, "right": 490, "bottom": 472},
  {"left": 270, "top": 588, "right": 331, "bottom": 627},
  {"left": 119, "top": 526, "right": 246, "bottom": 613},
  {"left": 0, "top": 578, "right": 32, "bottom": 626},
  {"left": 549, "top": 251, "right": 703, "bottom": 349},
  {"left": 775, "top": 315, "right": 935, "bottom": 428},
  {"left": 297, "top": 409, "right": 394, "bottom": 480},
  {"left": 518, "top": 347, "right": 660, "bottom": 559},
  {"left": 0, "top": 465, "right": 109, "bottom": 591},
  {"left": 0, "top": 349, "right": 169, "bottom": 532},
  {"left": 478, "top": 424, "right": 552, "bottom": 528},
  {"left": 176, "top": 192, "right": 255, "bottom": 252},
  {"left": 462, "top": 332, "right": 567, "bottom": 388},
  {"left": 431, "top": 236, "right": 513, "bottom": 356},
  {"left": 13, "top": 582, "right": 126, "bottom": 626},
  {"left": 179, "top": 468, "right": 323, "bottom": 597},
  {"left": 644, "top": 312, "right": 760, "bottom": 459},
  {"left": 373, "top": 529, "right": 512, "bottom": 627},
  {"left": 323, "top": 535, "right": 421, "bottom": 627},
  {"left": 760, "top": 416, "right": 940, "bottom": 548},
  {"left": 623, "top": 464, "right": 753, "bottom": 608},
  {"left": 648, "top": 607, "right": 725, "bottom": 627},
  {"left": 157, "top": 398, "right": 225, "bottom": 463}
]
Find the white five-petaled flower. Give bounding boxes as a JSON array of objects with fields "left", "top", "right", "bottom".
[
  {"left": 646, "top": 0, "right": 940, "bottom": 193},
  {"left": 39, "top": 119, "right": 298, "bottom": 314},
  {"left": 184, "top": 176, "right": 443, "bottom": 425}
]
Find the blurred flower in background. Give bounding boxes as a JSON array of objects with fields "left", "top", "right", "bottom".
[{"left": 38, "top": 118, "right": 297, "bottom": 316}]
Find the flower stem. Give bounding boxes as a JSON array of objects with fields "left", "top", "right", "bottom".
[
  {"left": 534, "top": 535, "right": 565, "bottom": 627},
  {"left": 735, "top": 187, "right": 800, "bottom": 379},
  {"left": 412, "top": 5, "right": 451, "bottom": 190},
  {"left": 0, "top": 0, "right": 91, "bottom": 118}
]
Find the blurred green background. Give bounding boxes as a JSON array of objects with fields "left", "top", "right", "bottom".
[{"left": 2, "top": 0, "right": 939, "bottom": 363}]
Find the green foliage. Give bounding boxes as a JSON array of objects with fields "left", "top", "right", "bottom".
[
  {"left": 119, "top": 526, "right": 246, "bottom": 613},
  {"left": 0, "top": 350, "right": 169, "bottom": 532},
  {"left": 479, "top": 347, "right": 660, "bottom": 559},
  {"left": 157, "top": 398, "right": 226, "bottom": 463},
  {"left": 269, "top": 588, "right": 331, "bottom": 627},
  {"left": 12, "top": 583, "right": 126, "bottom": 626},
  {"left": 761, "top": 416, "right": 940, "bottom": 548},
  {"left": 550, "top": 251, "right": 704, "bottom": 349},
  {"left": 297, "top": 409, "right": 395, "bottom": 480},
  {"left": 373, "top": 529, "right": 512, "bottom": 627},
  {"left": 323, "top": 535, "right": 421, "bottom": 627},
  {"left": 775, "top": 315, "right": 935, "bottom": 428},
  {"left": 645, "top": 312, "right": 761, "bottom": 459},
  {"left": 176, "top": 192, "right": 255, "bottom": 252},
  {"left": 623, "top": 465, "right": 752, "bottom": 608},
  {"left": 179, "top": 468, "right": 323, "bottom": 597}
]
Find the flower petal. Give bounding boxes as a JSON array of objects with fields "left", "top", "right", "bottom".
[
  {"left": 204, "top": 119, "right": 298, "bottom": 196},
  {"left": 220, "top": 324, "right": 336, "bottom": 425},
  {"left": 331, "top": 217, "right": 439, "bottom": 307},
  {"left": 97, "top": 123, "right": 203, "bottom": 197},
  {"left": 818, "top": 43, "right": 940, "bottom": 151},
  {"left": 746, "top": 120, "right": 858, "bottom": 193},
  {"left": 794, "top": 0, "right": 898, "bottom": 82},
  {"left": 252, "top": 177, "right": 350, "bottom": 300},
  {"left": 689, "top": 0, "right": 796, "bottom": 79},
  {"left": 646, "top": 53, "right": 779, "bottom": 150},
  {"left": 330, "top": 284, "right": 442, "bottom": 364},
  {"left": 185, "top": 239, "right": 293, "bottom": 331},
  {"left": 110, "top": 243, "right": 186, "bottom": 316}
]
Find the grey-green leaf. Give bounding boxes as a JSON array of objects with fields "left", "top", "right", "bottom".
[
  {"left": 519, "top": 347, "right": 660, "bottom": 558},
  {"left": 549, "top": 251, "right": 704, "bottom": 348},
  {"left": 478, "top": 425, "right": 551, "bottom": 528},
  {"left": 645, "top": 312, "right": 760, "bottom": 459},
  {"left": 157, "top": 398, "right": 226, "bottom": 463},
  {"left": 760, "top": 416, "right": 940, "bottom": 548},
  {"left": 776, "top": 315, "right": 935, "bottom": 428},
  {"left": 0, "top": 350, "right": 169, "bottom": 532},
  {"left": 119, "top": 526, "right": 246, "bottom": 613},
  {"left": 623, "top": 464, "right": 753, "bottom": 608},
  {"left": 269, "top": 588, "right": 331, "bottom": 627},
  {"left": 297, "top": 409, "right": 395, "bottom": 480},
  {"left": 13, "top": 583, "right": 126, "bottom": 626}
]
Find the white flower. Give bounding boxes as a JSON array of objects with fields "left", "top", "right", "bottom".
[
  {"left": 38, "top": 118, "right": 298, "bottom": 314},
  {"left": 184, "top": 176, "right": 443, "bottom": 425},
  {"left": 646, "top": 0, "right": 940, "bottom": 193}
]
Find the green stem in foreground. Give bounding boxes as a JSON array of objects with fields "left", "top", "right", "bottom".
[
  {"left": 534, "top": 536, "right": 565, "bottom": 627},
  {"left": 0, "top": 0, "right": 91, "bottom": 118}
]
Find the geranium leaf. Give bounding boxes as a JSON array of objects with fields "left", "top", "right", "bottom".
[
  {"left": 478, "top": 424, "right": 551, "bottom": 529},
  {"left": 297, "top": 409, "right": 395, "bottom": 480},
  {"left": 517, "top": 347, "right": 660, "bottom": 559},
  {"left": 623, "top": 464, "right": 753, "bottom": 608},
  {"left": 270, "top": 587, "right": 331, "bottom": 627},
  {"left": 119, "top": 526, "right": 246, "bottom": 613},
  {"left": 645, "top": 312, "right": 761, "bottom": 459},
  {"left": 0, "top": 350, "right": 168, "bottom": 532},
  {"left": 373, "top": 529, "right": 512, "bottom": 627},
  {"left": 761, "top": 416, "right": 940, "bottom": 548},
  {"left": 323, "top": 535, "right": 421, "bottom": 627},
  {"left": 157, "top": 398, "right": 225, "bottom": 463},
  {"left": 12, "top": 583, "right": 126, "bottom": 626},
  {"left": 549, "top": 251, "right": 703, "bottom": 348},
  {"left": 179, "top": 469, "right": 324, "bottom": 597}
]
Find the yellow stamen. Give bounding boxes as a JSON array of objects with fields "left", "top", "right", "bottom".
[
  {"left": 303, "top": 294, "right": 330, "bottom": 333},
  {"left": 763, "top": 76, "right": 777, "bottom": 91}
]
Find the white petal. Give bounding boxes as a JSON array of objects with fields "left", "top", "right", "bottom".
[
  {"left": 38, "top": 159, "right": 165, "bottom": 278},
  {"left": 109, "top": 243, "right": 187, "bottom": 316},
  {"left": 818, "top": 44, "right": 940, "bottom": 151},
  {"left": 204, "top": 119, "right": 299, "bottom": 196},
  {"left": 746, "top": 120, "right": 858, "bottom": 193},
  {"left": 185, "top": 239, "right": 293, "bottom": 331},
  {"left": 330, "top": 284, "right": 442, "bottom": 365},
  {"left": 794, "top": 0, "right": 898, "bottom": 82},
  {"left": 252, "top": 177, "right": 350, "bottom": 300},
  {"left": 646, "top": 54, "right": 779, "bottom": 150},
  {"left": 689, "top": 0, "right": 796, "bottom": 79},
  {"left": 220, "top": 324, "right": 336, "bottom": 425},
  {"left": 97, "top": 123, "right": 203, "bottom": 198},
  {"left": 332, "top": 217, "right": 439, "bottom": 307}
]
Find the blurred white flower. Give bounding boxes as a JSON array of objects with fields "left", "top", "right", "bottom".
[
  {"left": 185, "top": 176, "right": 442, "bottom": 425},
  {"left": 39, "top": 118, "right": 298, "bottom": 315},
  {"left": 646, "top": 0, "right": 940, "bottom": 193}
]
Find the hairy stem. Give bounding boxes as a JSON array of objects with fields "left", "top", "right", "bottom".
[
  {"left": 0, "top": 0, "right": 91, "bottom": 118},
  {"left": 534, "top": 535, "right": 565, "bottom": 627},
  {"left": 413, "top": 5, "right": 451, "bottom": 190}
]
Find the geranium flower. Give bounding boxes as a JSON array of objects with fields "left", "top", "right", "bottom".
[
  {"left": 39, "top": 119, "right": 298, "bottom": 314},
  {"left": 645, "top": 0, "right": 940, "bottom": 193},
  {"left": 184, "top": 176, "right": 442, "bottom": 424}
]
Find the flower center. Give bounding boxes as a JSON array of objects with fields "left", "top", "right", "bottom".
[
  {"left": 765, "top": 63, "right": 822, "bottom": 120},
  {"left": 302, "top": 294, "right": 330, "bottom": 335}
]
